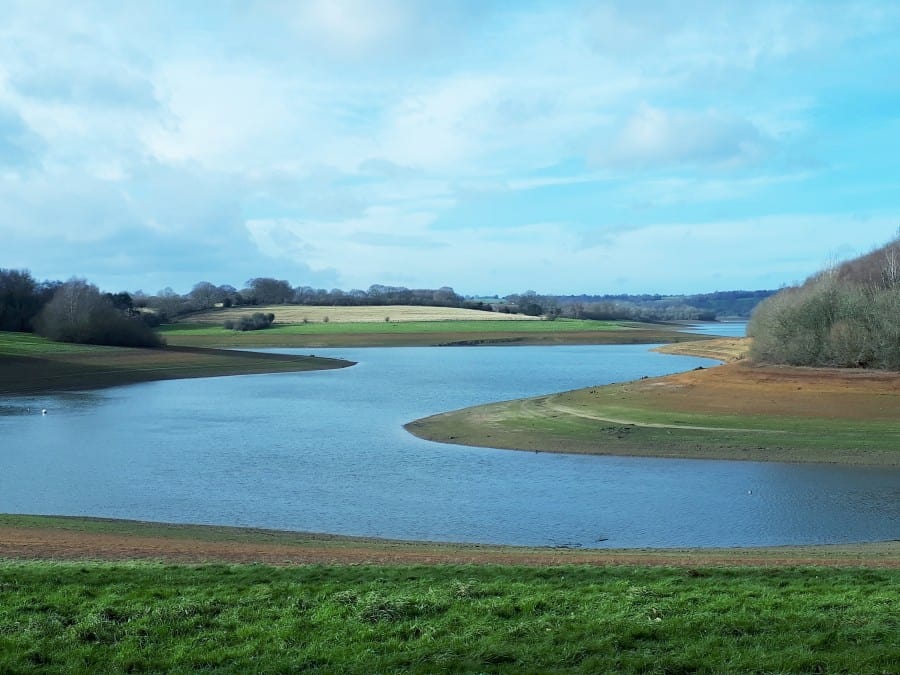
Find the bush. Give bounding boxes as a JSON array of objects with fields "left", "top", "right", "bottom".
[
  {"left": 36, "top": 279, "right": 164, "bottom": 348},
  {"left": 225, "top": 313, "right": 275, "bottom": 331},
  {"left": 749, "top": 236, "right": 900, "bottom": 370}
]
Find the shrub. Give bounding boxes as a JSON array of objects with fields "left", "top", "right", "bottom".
[
  {"left": 36, "top": 279, "right": 164, "bottom": 348},
  {"left": 749, "top": 235, "right": 900, "bottom": 370},
  {"left": 225, "top": 312, "right": 275, "bottom": 331}
]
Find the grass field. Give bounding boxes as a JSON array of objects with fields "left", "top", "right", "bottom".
[
  {"left": 0, "top": 559, "right": 896, "bottom": 673},
  {"left": 185, "top": 304, "right": 543, "bottom": 324},
  {"left": 164, "top": 318, "right": 624, "bottom": 335},
  {"left": 407, "top": 357, "right": 900, "bottom": 466},
  {"left": 160, "top": 318, "right": 704, "bottom": 348},
  {"left": 0, "top": 332, "right": 351, "bottom": 395}
]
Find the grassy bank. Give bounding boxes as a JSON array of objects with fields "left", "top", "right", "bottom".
[
  {"left": 406, "top": 356, "right": 900, "bottom": 466},
  {"left": 0, "top": 558, "right": 896, "bottom": 673},
  {"left": 161, "top": 319, "right": 704, "bottom": 348},
  {"left": 0, "top": 332, "right": 351, "bottom": 395}
]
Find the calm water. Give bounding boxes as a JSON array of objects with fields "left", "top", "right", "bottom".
[
  {"left": 1, "top": 344, "right": 897, "bottom": 548},
  {"left": 684, "top": 321, "right": 748, "bottom": 337}
]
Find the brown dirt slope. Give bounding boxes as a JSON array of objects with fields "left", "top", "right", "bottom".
[
  {"left": 1, "top": 517, "right": 896, "bottom": 568},
  {"left": 632, "top": 360, "right": 900, "bottom": 421}
]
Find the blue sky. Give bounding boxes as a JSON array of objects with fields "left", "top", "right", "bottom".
[{"left": 2, "top": 0, "right": 899, "bottom": 295}]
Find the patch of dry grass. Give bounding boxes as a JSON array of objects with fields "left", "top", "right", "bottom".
[{"left": 654, "top": 337, "right": 751, "bottom": 362}]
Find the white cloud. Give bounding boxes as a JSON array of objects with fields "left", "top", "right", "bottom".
[
  {"left": 278, "top": 0, "right": 486, "bottom": 63},
  {"left": 601, "top": 104, "right": 768, "bottom": 168},
  {"left": 378, "top": 75, "right": 502, "bottom": 170},
  {"left": 623, "top": 172, "right": 813, "bottom": 208},
  {"left": 142, "top": 62, "right": 304, "bottom": 170},
  {"left": 245, "top": 208, "right": 900, "bottom": 294},
  {"left": 0, "top": 104, "right": 44, "bottom": 170},
  {"left": 2, "top": 1, "right": 899, "bottom": 294}
]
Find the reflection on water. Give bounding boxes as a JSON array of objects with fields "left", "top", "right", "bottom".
[{"left": 0, "top": 345, "right": 896, "bottom": 548}]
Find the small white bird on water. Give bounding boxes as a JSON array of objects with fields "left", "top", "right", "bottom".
[{"left": 41, "top": 409, "right": 47, "bottom": 415}]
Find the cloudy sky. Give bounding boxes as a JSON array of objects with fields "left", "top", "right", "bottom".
[{"left": 2, "top": 1, "right": 899, "bottom": 295}]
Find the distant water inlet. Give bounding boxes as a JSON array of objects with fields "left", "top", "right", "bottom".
[{"left": 1, "top": 345, "right": 897, "bottom": 548}]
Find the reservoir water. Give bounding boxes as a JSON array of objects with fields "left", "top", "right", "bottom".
[{"left": 1, "top": 344, "right": 897, "bottom": 548}]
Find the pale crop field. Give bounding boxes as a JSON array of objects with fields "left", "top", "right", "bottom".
[{"left": 188, "top": 305, "right": 541, "bottom": 324}]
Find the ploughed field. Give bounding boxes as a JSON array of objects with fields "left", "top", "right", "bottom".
[{"left": 407, "top": 339, "right": 900, "bottom": 466}]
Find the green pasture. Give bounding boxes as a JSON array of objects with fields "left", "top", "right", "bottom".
[
  {"left": 0, "top": 561, "right": 896, "bottom": 673},
  {"left": 158, "top": 319, "right": 699, "bottom": 348},
  {"left": 0, "top": 332, "right": 107, "bottom": 356},
  {"left": 161, "top": 318, "right": 625, "bottom": 336}
]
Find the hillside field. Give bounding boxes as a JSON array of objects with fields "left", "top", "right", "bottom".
[
  {"left": 185, "top": 304, "right": 542, "bottom": 324},
  {"left": 160, "top": 309, "right": 707, "bottom": 348}
]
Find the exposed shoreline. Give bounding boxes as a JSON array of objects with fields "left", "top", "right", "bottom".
[
  {"left": 406, "top": 338, "right": 900, "bottom": 467},
  {"left": 1, "top": 515, "right": 897, "bottom": 568}
]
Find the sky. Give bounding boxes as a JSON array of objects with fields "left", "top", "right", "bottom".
[{"left": 2, "top": 0, "right": 899, "bottom": 296}]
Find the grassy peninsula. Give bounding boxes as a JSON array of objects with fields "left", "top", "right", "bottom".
[{"left": 406, "top": 338, "right": 900, "bottom": 466}]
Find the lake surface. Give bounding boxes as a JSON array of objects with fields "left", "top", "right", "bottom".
[
  {"left": 684, "top": 320, "right": 748, "bottom": 337},
  {"left": 1, "top": 344, "right": 897, "bottom": 548}
]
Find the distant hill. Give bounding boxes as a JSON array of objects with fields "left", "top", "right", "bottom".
[{"left": 552, "top": 290, "right": 775, "bottom": 321}]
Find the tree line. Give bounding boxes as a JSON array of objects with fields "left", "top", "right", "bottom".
[
  {"left": 749, "top": 235, "right": 900, "bottom": 370},
  {"left": 0, "top": 271, "right": 162, "bottom": 347},
  {"left": 150, "top": 279, "right": 494, "bottom": 319},
  {"left": 503, "top": 290, "right": 775, "bottom": 322},
  {"left": 2, "top": 267, "right": 779, "bottom": 350}
]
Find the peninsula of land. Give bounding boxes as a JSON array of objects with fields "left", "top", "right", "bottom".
[{"left": 406, "top": 337, "right": 900, "bottom": 467}]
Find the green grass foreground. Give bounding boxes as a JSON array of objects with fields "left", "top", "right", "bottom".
[{"left": 1, "top": 562, "right": 897, "bottom": 673}]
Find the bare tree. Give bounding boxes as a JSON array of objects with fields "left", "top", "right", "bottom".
[{"left": 37, "top": 279, "right": 162, "bottom": 347}]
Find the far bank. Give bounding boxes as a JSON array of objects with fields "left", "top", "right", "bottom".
[{"left": 0, "top": 332, "right": 352, "bottom": 395}]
